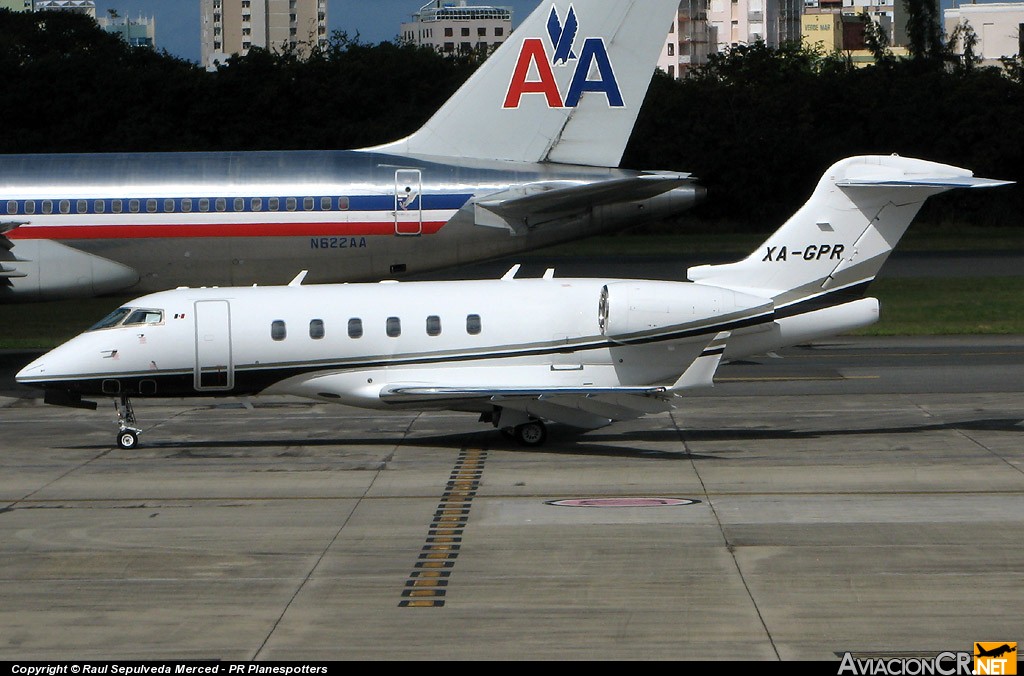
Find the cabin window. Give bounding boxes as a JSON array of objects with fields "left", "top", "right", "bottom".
[
  {"left": 94, "top": 200, "right": 105, "bottom": 214},
  {"left": 164, "top": 199, "right": 175, "bottom": 212},
  {"left": 347, "top": 318, "right": 363, "bottom": 338},
  {"left": 234, "top": 197, "right": 244, "bottom": 212},
  {"left": 386, "top": 317, "right": 401, "bottom": 338},
  {"left": 268, "top": 197, "right": 280, "bottom": 211},
  {"left": 252, "top": 197, "right": 262, "bottom": 212},
  {"left": 24, "top": 201, "right": 35, "bottom": 215},
  {"left": 42, "top": 200, "right": 53, "bottom": 214},
  {"left": 7, "top": 201, "right": 17, "bottom": 215},
  {"left": 129, "top": 199, "right": 140, "bottom": 213},
  {"left": 466, "top": 314, "right": 482, "bottom": 335},
  {"left": 199, "top": 198, "right": 210, "bottom": 212},
  {"left": 125, "top": 309, "right": 164, "bottom": 325},
  {"left": 338, "top": 197, "right": 349, "bottom": 211},
  {"left": 309, "top": 319, "right": 325, "bottom": 339},
  {"left": 271, "top": 320, "right": 287, "bottom": 341},
  {"left": 59, "top": 200, "right": 71, "bottom": 214},
  {"left": 145, "top": 199, "right": 156, "bottom": 213},
  {"left": 181, "top": 198, "right": 192, "bottom": 213},
  {"left": 303, "top": 197, "right": 314, "bottom": 211},
  {"left": 215, "top": 198, "right": 226, "bottom": 212},
  {"left": 320, "top": 196, "right": 331, "bottom": 210},
  {"left": 77, "top": 200, "right": 89, "bottom": 214},
  {"left": 286, "top": 197, "right": 297, "bottom": 211},
  {"left": 426, "top": 315, "right": 441, "bottom": 337},
  {"left": 111, "top": 200, "right": 122, "bottom": 214}
]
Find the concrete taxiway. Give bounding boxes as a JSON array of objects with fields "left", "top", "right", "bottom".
[{"left": 1, "top": 336, "right": 1022, "bottom": 661}]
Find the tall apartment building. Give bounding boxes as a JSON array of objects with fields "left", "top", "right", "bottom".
[
  {"left": 400, "top": 1, "right": 512, "bottom": 54},
  {"left": 201, "top": 0, "right": 328, "bottom": 70}
]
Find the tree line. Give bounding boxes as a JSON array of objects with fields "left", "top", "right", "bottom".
[{"left": 0, "top": 7, "right": 1020, "bottom": 230}]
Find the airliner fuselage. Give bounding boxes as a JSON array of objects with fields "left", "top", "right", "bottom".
[{"left": 0, "top": 149, "right": 701, "bottom": 300}]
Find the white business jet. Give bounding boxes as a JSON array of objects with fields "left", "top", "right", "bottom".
[{"left": 17, "top": 155, "right": 1010, "bottom": 448}]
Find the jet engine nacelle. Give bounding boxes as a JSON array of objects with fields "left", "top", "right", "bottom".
[
  {"left": 598, "top": 280, "right": 772, "bottom": 341},
  {"left": 1, "top": 239, "right": 139, "bottom": 301}
]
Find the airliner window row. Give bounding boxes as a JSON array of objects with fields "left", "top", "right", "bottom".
[
  {"left": 271, "top": 315, "right": 484, "bottom": 341},
  {"left": 5, "top": 196, "right": 352, "bottom": 216}
]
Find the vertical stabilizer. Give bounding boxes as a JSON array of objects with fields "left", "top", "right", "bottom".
[
  {"left": 368, "top": 0, "right": 681, "bottom": 167},
  {"left": 687, "top": 155, "right": 1011, "bottom": 306}
]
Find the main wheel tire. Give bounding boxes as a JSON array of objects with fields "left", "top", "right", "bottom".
[
  {"left": 117, "top": 429, "right": 139, "bottom": 450},
  {"left": 514, "top": 421, "right": 547, "bottom": 447}
]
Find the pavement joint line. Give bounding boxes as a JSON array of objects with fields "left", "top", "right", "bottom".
[{"left": 671, "top": 411, "right": 782, "bottom": 661}]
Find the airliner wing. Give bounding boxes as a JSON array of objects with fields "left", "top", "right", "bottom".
[
  {"left": 1, "top": 221, "right": 26, "bottom": 251},
  {"left": 1, "top": 222, "right": 28, "bottom": 281},
  {"left": 474, "top": 173, "right": 694, "bottom": 233}
]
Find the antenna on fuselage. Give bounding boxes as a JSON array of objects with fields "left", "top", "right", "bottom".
[{"left": 288, "top": 270, "right": 308, "bottom": 287}]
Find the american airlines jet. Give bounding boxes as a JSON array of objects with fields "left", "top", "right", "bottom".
[
  {"left": 17, "top": 155, "right": 1010, "bottom": 448},
  {"left": 0, "top": 0, "right": 699, "bottom": 302}
]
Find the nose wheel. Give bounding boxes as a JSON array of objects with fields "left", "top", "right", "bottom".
[{"left": 115, "top": 396, "right": 142, "bottom": 449}]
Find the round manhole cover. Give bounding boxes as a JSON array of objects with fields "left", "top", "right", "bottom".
[{"left": 545, "top": 497, "right": 700, "bottom": 508}]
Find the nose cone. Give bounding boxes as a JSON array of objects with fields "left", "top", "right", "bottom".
[{"left": 16, "top": 350, "right": 56, "bottom": 388}]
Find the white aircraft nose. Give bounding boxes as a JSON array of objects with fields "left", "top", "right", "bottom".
[{"left": 16, "top": 353, "right": 51, "bottom": 385}]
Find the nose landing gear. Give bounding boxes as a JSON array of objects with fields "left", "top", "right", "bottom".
[{"left": 115, "top": 396, "right": 141, "bottom": 449}]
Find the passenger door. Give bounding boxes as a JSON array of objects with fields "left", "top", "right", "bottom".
[{"left": 194, "top": 300, "right": 234, "bottom": 391}]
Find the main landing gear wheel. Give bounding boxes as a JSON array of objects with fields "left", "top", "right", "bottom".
[{"left": 514, "top": 420, "right": 547, "bottom": 447}]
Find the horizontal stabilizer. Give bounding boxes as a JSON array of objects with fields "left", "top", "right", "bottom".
[{"left": 837, "top": 177, "right": 1013, "bottom": 189}]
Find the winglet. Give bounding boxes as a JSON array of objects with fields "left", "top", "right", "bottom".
[{"left": 670, "top": 332, "right": 731, "bottom": 392}]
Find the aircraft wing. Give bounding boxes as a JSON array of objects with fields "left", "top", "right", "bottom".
[
  {"left": 474, "top": 173, "right": 694, "bottom": 234},
  {"left": 0, "top": 222, "right": 28, "bottom": 281},
  {"left": 379, "top": 333, "right": 732, "bottom": 430},
  {"left": 1, "top": 221, "right": 26, "bottom": 251},
  {"left": 381, "top": 383, "right": 677, "bottom": 430}
]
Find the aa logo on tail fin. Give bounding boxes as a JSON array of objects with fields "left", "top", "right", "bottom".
[{"left": 504, "top": 4, "right": 624, "bottom": 109}]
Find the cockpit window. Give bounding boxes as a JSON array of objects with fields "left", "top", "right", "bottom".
[
  {"left": 88, "top": 308, "right": 132, "bottom": 331},
  {"left": 124, "top": 309, "right": 164, "bottom": 326}
]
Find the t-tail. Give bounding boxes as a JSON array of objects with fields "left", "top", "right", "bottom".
[
  {"left": 368, "top": 0, "right": 682, "bottom": 167},
  {"left": 689, "top": 155, "right": 1011, "bottom": 310},
  {"left": 685, "top": 155, "right": 1011, "bottom": 353}
]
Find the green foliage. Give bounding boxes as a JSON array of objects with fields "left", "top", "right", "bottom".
[{"left": 622, "top": 39, "right": 1024, "bottom": 231}]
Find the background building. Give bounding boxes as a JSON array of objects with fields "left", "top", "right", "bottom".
[
  {"left": 0, "top": 1, "right": 32, "bottom": 10},
  {"left": 31, "top": 0, "right": 95, "bottom": 16},
  {"left": 97, "top": 13, "right": 156, "bottom": 48},
  {"left": 400, "top": 1, "right": 512, "bottom": 54},
  {"left": 201, "top": 0, "right": 328, "bottom": 70},
  {"left": 945, "top": 2, "right": 1024, "bottom": 67}
]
